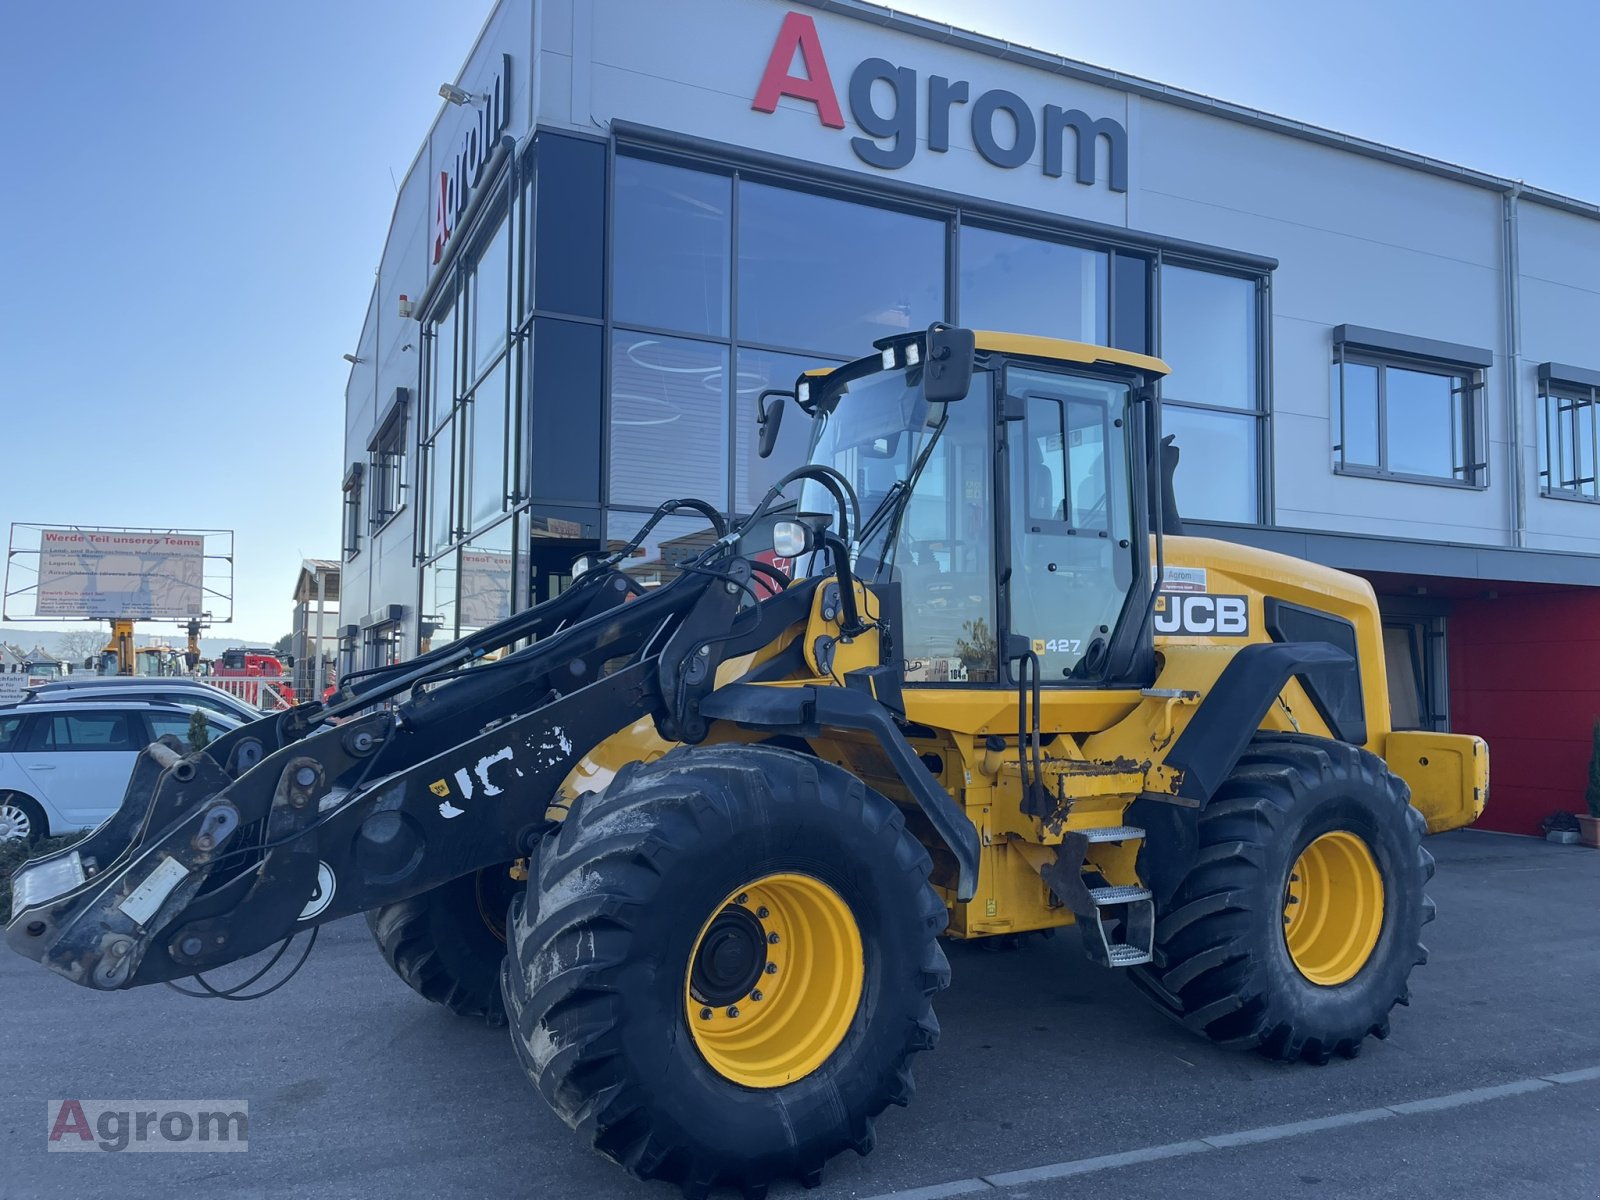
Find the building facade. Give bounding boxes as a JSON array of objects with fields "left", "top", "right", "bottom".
[{"left": 339, "top": 0, "right": 1600, "bottom": 834}]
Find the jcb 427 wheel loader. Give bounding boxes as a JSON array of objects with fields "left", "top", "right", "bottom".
[{"left": 7, "top": 327, "right": 1486, "bottom": 1197}]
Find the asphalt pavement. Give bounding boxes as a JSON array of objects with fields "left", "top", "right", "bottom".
[{"left": 2, "top": 829, "right": 1597, "bottom": 1199}]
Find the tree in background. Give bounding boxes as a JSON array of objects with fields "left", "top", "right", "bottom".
[
  {"left": 187, "top": 709, "right": 212, "bottom": 751},
  {"left": 273, "top": 633, "right": 294, "bottom": 660},
  {"left": 55, "top": 629, "right": 107, "bottom": 668}
]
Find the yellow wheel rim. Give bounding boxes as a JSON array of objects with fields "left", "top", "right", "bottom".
[
  {"left": 1283, "top": 831, "right": 1385, "bottom": 986},
  {"left": 684, "top": 873, "right": 864, "bottom": 1088}
]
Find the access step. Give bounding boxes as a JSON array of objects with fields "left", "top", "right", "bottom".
[
  {"left": 1083, "top": 884, "right": 1155, "bottom": 968},
  {"left": 1080, "top": 825, "right": 1146, "bottom": 844}
]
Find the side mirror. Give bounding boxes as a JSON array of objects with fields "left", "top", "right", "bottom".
[
  {"left": 924, "top": 323, "right": 975, "bottom": 403},
  {"left": 756, "top": 389, "right": 790, "bottom": 459}
]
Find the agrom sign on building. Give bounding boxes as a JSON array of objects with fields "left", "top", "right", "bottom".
[
  {"left": 752, "top": 11, "right": 1128, "bottom": 190},
  {"left": 432, "top": 53, "right": 514, "bottom": 264}
]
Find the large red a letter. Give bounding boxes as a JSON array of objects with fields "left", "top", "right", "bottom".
[
  {"left": 752, "top": 12, "right": 845, "bottom": 129},
  {"left": 49, "top": 1100, "right": 93, "bottom": 1142}
]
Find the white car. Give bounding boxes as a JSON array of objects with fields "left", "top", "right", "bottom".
[{"left": 0, "top": 701, "right": 239, "bottom": 846}]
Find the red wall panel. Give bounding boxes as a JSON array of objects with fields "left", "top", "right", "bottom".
[{"left": 1447, "top": 591, "right": 1600, "bottom": 835}]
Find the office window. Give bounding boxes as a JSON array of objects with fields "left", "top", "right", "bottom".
[
  {"left": 613, "top": 157, "right": 731, "bottom": 337},
  {"left": 458, "top": 518, "right": 515, "bottom": 641},
  {"left": 368, "top": 390, "right": 408, "bottom": 531},
  {"left": 737, "top": 182, "right": 944, "bottom": 355},
  {"left": 419, "top": 551, "right": 459, "bottom": 653},
  {"left": 341, "top": 462, "right": 364, "bottom": 560},
  {"left": 429, "top": 303, "right": 457, "bottom": 431},
  {"left": 959, "top": 224, "right": 1108, "bottom": 344},
  {"left": 1539, "top": 375, "right": 1599, "bottom": 502},
  {"left": 425, "top": 422, "right": 455, "bottom": 554},
  {"left": 1333, "top": 345, "right": 1486, "bottom": 486},
  {"left": 467, "top": 361, "right": 508, "bottom": 529},
  {"left": 471, "top": 214, "right": 511, "bottom": 376},
  {"left": 1158, "top": 265, "right": 1264, "bottom": 522},
  {"left": 733, "top": 348, "right": 842, "bottom": 513},
  {"left": 608, "top": 334, "right": 728, "bottom": 508}
]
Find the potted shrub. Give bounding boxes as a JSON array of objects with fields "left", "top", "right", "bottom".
[{"left": 1580, "top": 719, "right": 1600, "bottom": 848}]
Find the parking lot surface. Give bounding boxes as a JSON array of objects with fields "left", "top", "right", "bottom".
[{"left": 2, "top": 830, "right": 1597, "bottom": 1199}]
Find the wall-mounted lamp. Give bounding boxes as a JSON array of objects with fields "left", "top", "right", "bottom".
[
  {"left": 438, "top": 83, "right": 480, "bottom": 106},
  {"left": 342, "top": 353, "right": 365, "bottom": 365}
]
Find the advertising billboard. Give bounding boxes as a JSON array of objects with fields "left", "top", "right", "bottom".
[{"left": 34, "top": 528, "right": 205, "bottom": 619}]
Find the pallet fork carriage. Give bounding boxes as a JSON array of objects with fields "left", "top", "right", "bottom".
[{"left": 7, "top": 326, "right": 1487, "bottom": 1197}]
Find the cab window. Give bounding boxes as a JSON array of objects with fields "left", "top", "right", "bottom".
[{"left": 889, "top": 381, "right": 998, "bottom": 684}]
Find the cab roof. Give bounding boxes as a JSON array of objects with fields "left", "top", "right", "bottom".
[
  {"left": 802, "top": 331, "right": 1169, "bottom": 379},
  {"left": 970, "top": 331, "right": 1169, "bottom": 377}
]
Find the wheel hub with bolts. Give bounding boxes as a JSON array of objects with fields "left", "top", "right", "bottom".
[
  {"left": 1282, "top": 830, "right": 1387, "bottom": 986},
  {"left": 0, "top": 802, "right": 32, "bottom": 844},
  {"left": 684, "top": 872, "right": 864, "bottom": 1089}
]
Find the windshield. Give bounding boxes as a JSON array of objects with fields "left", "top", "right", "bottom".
[{"left": 802, "top": 365, "right": 999, "bottom": 683}]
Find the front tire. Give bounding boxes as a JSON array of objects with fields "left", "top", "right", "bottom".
[
  {"left": 502, "top": 745, "right": 949, "bottom": 1199},
  {"left": 1131, "top": 735, "right": 1434, "bottom": 1063}
]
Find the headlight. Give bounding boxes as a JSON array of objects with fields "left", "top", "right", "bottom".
[{"left": 772, "top": 521, "right": 812, "bottom": 559}]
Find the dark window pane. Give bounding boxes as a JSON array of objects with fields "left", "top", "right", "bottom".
[
  {"left": 1385, "top": 366, "right": 1456, "bottom": 478},
  {"left": 1162, "top": 405, "right": 1257, "bottom": 522},
  {"left": 959, "top": 226, "right": 1107, "bottom": 343},
  {"left": 420, "top": 552, "right": 458, "bottom": 653},
  {"left": 472, "top": 214, "right": 510, "bottom": 377},
  {"left": 737, "top": 183, "right": 944, "bottom": 356},
  {"left": 459, "top": 519, "right": 514, "bottom": 637},
  {"left": 613, "top": 157, "right": 730, "bottom": 337},
  {"left": 430, "top": 303, "right": 456, "bottom": 429},
  {"left": 1112, "top": 253, "right": 1149, "bottom": 353},
  {"left": 1159, "top": 266, "right": 1257, "bottom": 409},
  {"left": 733, "top": 349, "right": 841, "bottom": 513},
  {"left": 1340, "top": 361, "right": 1379, "bottom": 467},
  {"left": 604, "top": 513, "right": 717, "bottom": 590},
  {"left": 609, "top": 334, "right": 728, "bottom": 508},
  {"left": 428, "top": 422, "right": 454, "bottom": 552},
  {"left": 535, "top": 133, "right": 604, "bottom": 318},
  {"left": 468, "top": 361, "right": 507, "bottom": 530},
  {"left": 530, "top": 320, "right": 602, "bottom": 504}
]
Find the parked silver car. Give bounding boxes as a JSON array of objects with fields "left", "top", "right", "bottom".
[
  {"left": 0, "top": 700, "right": 239, "bottom": 845},
  {"left": 14, "top": 676, "right": 262, "bottom": 725}
]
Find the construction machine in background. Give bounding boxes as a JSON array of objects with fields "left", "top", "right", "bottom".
[{"left": 6, "top": 327, "right": 1486, "bottom": 1198}]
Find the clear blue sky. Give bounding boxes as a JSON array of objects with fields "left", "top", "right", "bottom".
[{"left": 2, "top": 0, "right": 1595, "bottom": 642}]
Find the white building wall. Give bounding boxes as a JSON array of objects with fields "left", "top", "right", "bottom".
[
  {"left": 1516, "top": 202, "right": 1600, "bottom": 554},
  {"left": 342, "top": 0, "right": 1600, "bottom": 644}
]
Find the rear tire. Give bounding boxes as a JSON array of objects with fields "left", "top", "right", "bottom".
[
  {"left": 502, "top": 745, "right": 949, "bottom": 1199},
  {"left": 1130, "top": 734, "right": 1434, "bottom": 1064},
  {"left": 367, "top": 867, "right": 516, "bottom": 1026}
]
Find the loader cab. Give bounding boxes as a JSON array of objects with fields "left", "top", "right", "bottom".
[{"left": 795, "top": 330, "right": 1170, "bottom": 691}]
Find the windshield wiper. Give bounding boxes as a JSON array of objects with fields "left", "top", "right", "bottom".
[{"left": 866, "top": 411, "right": 950, "bottom": 579}]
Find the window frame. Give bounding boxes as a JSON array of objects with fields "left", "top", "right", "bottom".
[
  {"left": 1153, "top": 257, "right": 1271, "bottom": 524},
  {"left": 367, "top": 389, "right": 410, "bottom": 535},
  {"left": 1538, "top": 370, "right": 1600, "bottom": 503},
  {"left": 341, "top": 461, "right": 364, "bottom": 561},
  {"left": 1332, "top": 334, "right": 1489, "bottom": 490}
]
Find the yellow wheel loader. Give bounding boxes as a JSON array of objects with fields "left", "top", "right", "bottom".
[{"left": 6, "top": 326, "right": 1487, "bottom": 1198}]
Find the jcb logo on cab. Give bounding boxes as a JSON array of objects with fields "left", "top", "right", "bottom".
[{"left": 1154, "top": 593, "right": 1249, "bottom": 636}]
